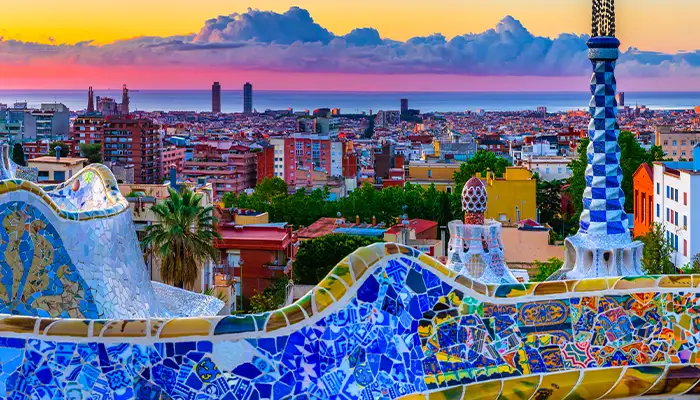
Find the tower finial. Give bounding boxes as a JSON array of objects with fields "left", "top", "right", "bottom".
[{"left": 592, "top": 0, "right": 616, "bottom": 37}]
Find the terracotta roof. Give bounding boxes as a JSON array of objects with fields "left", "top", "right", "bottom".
[{"left": 385, "top": 219, "right": 437, "bottom": 235}]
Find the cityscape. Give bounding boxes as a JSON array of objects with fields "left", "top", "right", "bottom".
[{"left": 2, "top": 0, "right": 700, "bottom": 399}]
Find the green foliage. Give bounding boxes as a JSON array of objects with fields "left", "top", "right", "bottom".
[
  {"left": 48, "top": 141, "right": 70, "bottom": 157},
  {"left": 535, "top": 176, "right": 564, "bottom": 225},
  {"left": 531, "top": 258, "right": 564, "bottom": 282},
  {"left": 452, "top": 150, "right": 512, "bottom": 190},
  {"left": 142, "top": 188, "right": 222, "bottom": 289},
  {"left": 80, "top": 143, "right": 102, "bottom": 164},
  {"left": 293, "top": 234, "right": 380, "bottom": 285},
  {"left": 225, "top": 180, "right": 454, "bottom": 230},
  {"left": 567, "top": 131, "right": 665, "bottom": 220},
  {"left": 639, "top": 222, "right": 676, "bottom": 275},
  {"left": 248, "top": 276, "right": 290, "bottom": 313},
  {"left": 202, "top": 287, "right": 228, "bottom": 303},
  {"left": 11, "top": 143, "right": 26, "bottom": 166}
]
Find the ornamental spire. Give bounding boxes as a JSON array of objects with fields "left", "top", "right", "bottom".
[{"left": 592, "top": 0, "right": 616, "bottom": 37}]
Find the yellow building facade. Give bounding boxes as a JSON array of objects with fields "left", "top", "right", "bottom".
[
  {"left": 481, "top": 167, "right": 536, "bottom": 224},
  {"left": 406, "top": 162, "right": 461, "bottom": 194}
]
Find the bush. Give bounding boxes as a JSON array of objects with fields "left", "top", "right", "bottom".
[
  {"left": 531, "top": 258, "right": 564, "bottom": 282},
  {"left": 293, "top": 234, "right": 380, "bottom": 285}
]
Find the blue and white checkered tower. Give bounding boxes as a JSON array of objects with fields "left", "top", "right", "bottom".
[{"left": 560, "top": 0, "right": 644, "bottom": 279}]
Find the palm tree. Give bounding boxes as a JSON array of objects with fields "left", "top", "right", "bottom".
[{"left": 142, "top": 188, "right": 221, "bottom": 290}]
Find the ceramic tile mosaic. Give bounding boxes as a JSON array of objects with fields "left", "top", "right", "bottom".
[
  {"left": 0, "top": 161, "right": 222, "bottom": 320},
  {"left": 1, "top": 243, "right": 700, "bottom": 399}
]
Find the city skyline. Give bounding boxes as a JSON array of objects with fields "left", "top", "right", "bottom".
[{"left": 4, "top": 2, "right": 700, "bottom": 91}]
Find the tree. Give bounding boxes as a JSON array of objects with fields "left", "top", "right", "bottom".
[
  {"left": 293, "top": 234, "right": 380, "bottom": 285},
  {"left": 255, "top": 177, "right": 288, "bottom": 202},
  {"left": 142, "top": 188, "right": 221, "bottom": 289},
  {"left": 48, "top": 141, "right": 70, "bottom": 158},
  {"left": 453, "top": 150, "right": 512, "bottom": 190},
  {"left": 248, "top": 276, "right": 289, "bottom": 313},
  {"left": 80, "top": 143, "right": 102, "bottom": 164},
  {"left": 681, "top": 254, "right": 700, "bottom": 274},
  {"left": 567, "top": 131, "right": 665, "bottom": 220},
  {"left": 531, "top": 258, "right": 564, "bottom": 282},
  {"left": 536, "top": 177, "right": 564, "bottom": 225},
  {"left": 639, "top": 223, "right": 675, "bottom": 275},
  {"left": 11, "top": 143, "right": 25, "bottom": 166}
]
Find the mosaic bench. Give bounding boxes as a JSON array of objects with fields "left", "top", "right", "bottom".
[{"left": 2, "top": 241, "right": 700, "bottom": 399}]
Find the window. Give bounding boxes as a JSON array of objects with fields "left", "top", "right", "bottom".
[
  {"left": 657, "top": 203, "right": 660, "bottom": 217},
  {"left": 427, "top": 170, "right": 432, "bottom": 178},
  {"left": 664, "top": 140, "right": 669, "bottom": 145},
  {"left": 558, "top": 168, "right": 563, "bottom": 174},
  {"left": 676, "top": 189, "right": 679, "bottom": 201},
  {"left": 675, "top": 211, "right": 679, "bottom": 226},
  {"left": 684, "top": 215, "right": 688, "bottom": 228},
  {"left": 667, "top": 186, "right": 670, "bottom": 198},
  {"left": 667, "top": 208, "right": 670, "bottom": 222},
  {"left": 673, "top": 140, "right": 678, "bottom": 146},
  {"left": 53, "top": 171, "right": 66, "bottom": 182},
  {"left": 684, "top": 192, "right": 688, "bottom": 206},
  {"left": 657, "top": 183, "right": 660, "bottom": 195},
  {"left": 685, "top": 240, "right": 688, "bottom": 257},
  {"left": 673, "top": 151, "right": 678, "bottom": 156}
]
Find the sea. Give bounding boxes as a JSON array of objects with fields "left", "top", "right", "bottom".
[{"left": 1, "top": 90, "right": 700, "bottom": 114}]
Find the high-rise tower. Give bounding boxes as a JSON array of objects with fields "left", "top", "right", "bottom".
[
  {"left": 243, "top": 82, "right": 253, "bottom": 114},
  {"left": 121, "top": 84, "right": 130, "bottom": 116},
  {"left": 212, "top": 82, "right": 221, "bottom": 113},
  {"left": 87, "top": 86, "right": 95, "bottom": 113},
  {"left": 560, "top": 0, "right": 643, "bottom": 279}
]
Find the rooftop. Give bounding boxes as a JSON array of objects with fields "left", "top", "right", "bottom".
[{"left": 29, "top": 156, "right": 87, "bottom": 165}]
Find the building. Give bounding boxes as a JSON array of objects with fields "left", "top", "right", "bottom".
[
  {"left": 617, "top": 91, "right": 625, "bottom": 107},
  {"left": 375, "top": 110, "right": 400, "bottom": 128},
  {"left": 0, "top": 103, "right": 70, "bottom": 141},
  {"left": 70, "top": 114, "right": 105, "bottom": 155},
  {"left": 283, "top": 134, "right": 332, "bottom": 186},
  {"left": 28, "top": 155, "right": 87, "bottom": 183},
  {"left": 522, "top": 156, "right": 572, "bottom": 181},
  {"left": 212, "top": 82, "right": 222, "bottom": 113},
  {"left": 400, "top": 99, "right": 409, "bottom": 114},
  {"left": 406, "top": 161, "right": 461, "bottom": 193},
  {"left": 256, "top": 144, "right": 275, "bottom": 183},
  {"left": 270, "top": 138, "right": 285, "bottom": 179},
  {"left": 383, "top": 219, "right": 442, "bottom": 258},
  {"left": 102, "top": 118, "right": 161, "bottom": 184},
  {"left": 655, "top": 125, "right": 700, "bottom": 161},
  {"left": 182, "top": 141, "right": 257, "bottom": 199},
  {"left": 243, "top": 82, "right": 253, "bottom": 114},
  {"left": 633, "top": 163, "right": 654, "bottom": 238},
  {"left": 160, "top": 145, "right": 186, "bottom": 178},
  {"left": 481, "top": 167, "right": 536, "bottom": 223},
  {"left": 652, "top": 148, "right": 700, "bottom": 268},
  {"left": 214, "top": 213, "right": 293, "bottom": 308}
]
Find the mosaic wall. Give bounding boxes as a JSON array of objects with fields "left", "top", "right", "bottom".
[
  {"left": 0, "top": 166, "right": 222, "bottom": 320},
  {"left": 2, "top": 243, "right": 700, "bottom": 399}
]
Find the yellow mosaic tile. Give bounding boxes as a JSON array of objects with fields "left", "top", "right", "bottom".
[
  {"left": 428, "top": 386, "right": 463, "bottom": 400},
  {"left": 159, "top": 318, "right": 211, "bottom": 338},
  {"left": 497, "top": 375, "right": 540, "bottom": 400},
  {"left": 330, "top": 260, "right": 354, "bottom": 287},
  {"left": 44, "top": 320, "right": 90, "bottom": 337},
  {"left": 282, "top": 304, "right": 307, "bottom": 326},
  {"left": 149, "top": 319, "right": 166, "bottom": 337},
  {"left": 465, "top": 380, "right": 503, "bottom": 400},
  {"left": 564, "top": 367, "right": 623, "bottom": 400},
  {"left": 347, "top": 249, "right": 370, "bottom": 279},
  {"left": 91, "top": 320, "right": 107, "bottom": 337},
  {"left": 692, "top": 275, "right": 700, "bottom": 288},
  {"left": 645, "top": 365, "right": 700, "bottom": 396},
  {"left": 265, "top": 311, "right": 289, "bottom": 333},
  {"left": 534, "top": 281, "right": 569, "bottom": 296},
  {"left": 419, "top": 253, "right": 454, "bottom": 279},
  {"left": 658, "top": 275, "right": 692, "bottom": 288},
  {"left": 573, "top": 278, "right": 609, "bottom": 293},
  {"left": 313, "top": 288, "right": 335, "bottom": 313},
  {"left": 102, "top": 320, "right": 148, "bottom": 337},
  {"left": 605, "top": 365, "right": 665, "bottom": 398},
  {"left": 455, "top": 275, "right": 473, "bottom": 291},
  {"left": 471, "top": 280, "right": 488, "bottom": 296},
  {"left": 37, "top": 318, "right": 57, "bottom": 335},
  {"left": 612, "top": 276, "right": 658, "bottom": 290},
  {"left": 534, "top": 370, "right": 581, "bottom": 400},
  {"left": 318, "top": 274, "right": 348, "bottom": 301},
  {"left": 0, "top": 316, "right": 37, "bottom": 334},
  {"left": 295, "top": 291, "right": 314, "bottom": 318}
]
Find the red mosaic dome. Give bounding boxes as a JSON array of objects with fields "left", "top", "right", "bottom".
[{"left": 461, "top": 177, "right": 487, "bottom": 214}]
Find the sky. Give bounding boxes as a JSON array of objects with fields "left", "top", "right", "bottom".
[{"left": 3, "top": 0, "right": 700, "bottom": 91}]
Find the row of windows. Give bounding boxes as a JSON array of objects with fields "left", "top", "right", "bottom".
[
  {"left": 663, "top": 140, "right": 697, "bottom": 146},
  {"left": 658, "top": 183, "right": 688, "bottom": 206},
  {"left": 657, "top": 204, "right": 688, "bottom": 229}
]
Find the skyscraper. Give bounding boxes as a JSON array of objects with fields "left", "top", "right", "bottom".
[
  {"left": 121, "top": 84, "right": 130, "bottom": 116},
  {"left": 400, "top": 98, "right": 408, "bottom": 114},
  {"left": 87, "top": 87, "right": 95, "bottom": 113},
  {"left": 243, "top": 82, "right": 253, "bottom": 114},
  {"left": 212, "top": 82, "right": 221, "bottom": 113}
]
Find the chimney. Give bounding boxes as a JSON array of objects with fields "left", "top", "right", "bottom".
[
  {"left": 54, "top": 146, "right": 62, "bottom": 161},
  {"left": 372, "top": 216, "right": 376, "bottom": 226},
  {"left": 355, "top": 215, "right": 360, "bottom": 225},
  {"left": 169, "top": 166, "right": 177, "bottom": 188},
  {"left": 694, "top": 144, "right": 700, "bottom": 171}
]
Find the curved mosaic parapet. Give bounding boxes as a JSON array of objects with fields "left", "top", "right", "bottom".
[
  {"left": 0, "top": 164, "right": 223, "bottom": 320},
  {"left": 2, "top": 242, "right": 700, "bottom": 398}
]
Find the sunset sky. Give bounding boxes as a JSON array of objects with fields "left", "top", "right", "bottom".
[{"left": 3, "top": 0, "right": 700, "bottom": 91}]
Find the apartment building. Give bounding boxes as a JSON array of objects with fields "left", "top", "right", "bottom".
[
  {"left": 102, "top": 118, "right": 161, "bottom": 184},
  {"left": 655, "top": 125, "right": 700, "bottom": 161},
  {"left": 182, "top": 141, "right": 257, "bottom": 199},
  {"left": 71, "top": 113, "right": 105, "bottom": 155}
]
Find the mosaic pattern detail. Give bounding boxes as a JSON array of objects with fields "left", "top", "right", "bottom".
[
  {"left": 461, "top": 177, "right": 486, "bottom": 226},
  {"left": 14, "top": 166, "right": 38, "bottom": 183},
  {"left": 447, "top": 221, "right": 516, "bottom": 284},
  {"left": 2, "top": 243, "right": 700, "bottom": 399}
]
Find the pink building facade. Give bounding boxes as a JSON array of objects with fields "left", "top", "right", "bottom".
[{"left": 183, "top": 141, "right": 257, "bottom": 199}]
